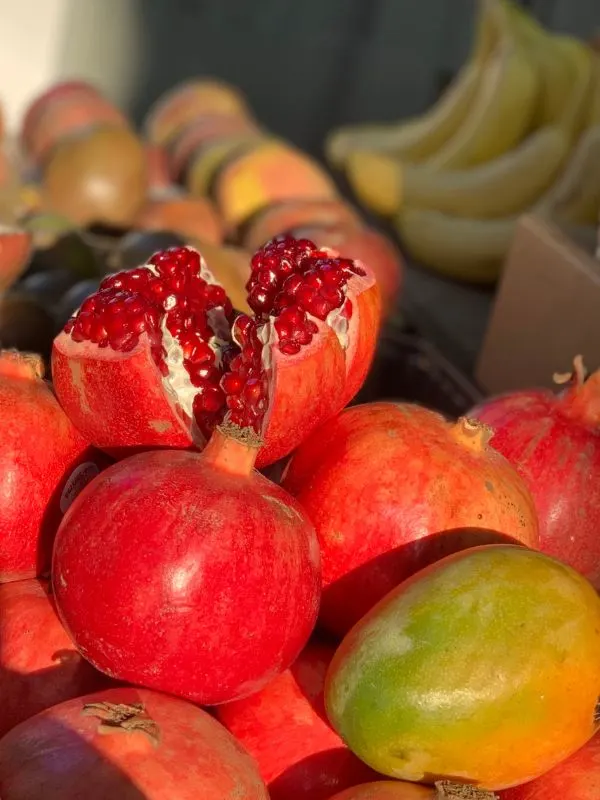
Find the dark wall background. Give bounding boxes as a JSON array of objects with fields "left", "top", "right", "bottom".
[{"left": 120, "top": 0, "right": 600, "bottom": 154}]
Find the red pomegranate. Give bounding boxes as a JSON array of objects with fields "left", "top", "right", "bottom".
[
  {"left": 0, "top": 350, "right": 106, "bottom": 583},
  {"left": 0, "top": 686, "right": 269, "bottom": 799},
  {"left": 52, "top": 420, "right": 321, "bottom": 705},
  {"left": 0, "top": 579, "right": 105, "bottom": 737},
  {"left": 282, "top": 402, "right": 539, "bottom": 638},
  {"left": 470, "top": 356, "right": 600, "bottom": 588},
  {"left": 217, "top": 640, "right": 377, "bottom": 799},
  {"left": 500, "top": 731, "right": 600, "bottom": 799},
  {"left": 51, "top": 237, "right": 381, "bottom": 467}
]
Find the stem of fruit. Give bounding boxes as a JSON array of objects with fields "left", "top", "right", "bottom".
[
  {"left": 435, "top": 782, "right": 499, "bottom": 800},
  {"left": 450, "top": 417, "right": 494, "bottom": 451},
  {"left": 555, "top": 356, "right": 600, "bottom": 428},
  {"left": 201, "top": 424, "right": 262, "bottom": 476},
  {"left": 82, "top": 702, "right": 161, "bottom": 746},
  {"left": 0, "top": 349, "right": 44, "bottom": 380}
]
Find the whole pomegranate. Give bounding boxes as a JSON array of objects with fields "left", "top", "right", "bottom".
[
  {"left": 282, "top": 402, "right": 539, "bottom": 638},
  {"left": 52, "top": 414, "right": 321, "bottom": 703},
  {"left": 217, "top": 640, "right": 377, "bottom": 799},
  {"left": 0, "top": 579, "right": 105, "bottom": 737},
  {"left": 51, "top": 237, "right": 381, "bottom": 466},
  {"left": 0, "top": 687, "right": 269, "bottom": 799},
  {"left": 470, "top": 356, "right": 600, "bottom": 587},
  {"left": 0, "top": 350, "right": 105, "bottom": 583},
  {"left": 501, "top": 730, "right": 600, "bottom": 799}
]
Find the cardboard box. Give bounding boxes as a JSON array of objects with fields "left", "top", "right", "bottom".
[{"left": 476, "top": 214, "right": 600, "bottom": 395}]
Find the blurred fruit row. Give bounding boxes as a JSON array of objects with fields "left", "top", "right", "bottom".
[
  {"left": 0, "top": 76, "right": 403, "bottom": 366},
  {"left": 327, "top": 0, "right": 600, "bottom": 283}
]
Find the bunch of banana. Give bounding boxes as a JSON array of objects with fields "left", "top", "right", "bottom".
[
  {"left": 326, "top": 0, "right": 600, "bottom": 283},
  {"left": 396, "top": 124, "right": 600, "bottom": 283}
]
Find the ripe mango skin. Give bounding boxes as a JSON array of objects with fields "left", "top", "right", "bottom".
[{"left": 325, "top": 544, "right": 600, "bottom": 791}]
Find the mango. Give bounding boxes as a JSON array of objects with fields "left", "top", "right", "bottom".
[{"left": 325, "top": 545, "right": 600, "bottom": 791}]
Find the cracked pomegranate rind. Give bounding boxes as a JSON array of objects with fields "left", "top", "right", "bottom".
[{"left": 52, "top": 236, "right": 381, "bottom": 465}]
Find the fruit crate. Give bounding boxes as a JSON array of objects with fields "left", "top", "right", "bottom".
[{"left": 355, "top": 312, "right": 484, "bottom": 418}]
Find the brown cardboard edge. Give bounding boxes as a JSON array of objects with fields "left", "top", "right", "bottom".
[{"left": 475, "top": 214, "right": 600, "bottom": 394}]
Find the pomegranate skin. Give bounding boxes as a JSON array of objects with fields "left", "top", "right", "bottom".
[
  {"left": 52, "top": 445, "right": 321, "bottom": 704},
  {"left": 0, "top": 579, "right": 106, "bottom": 737},
  {"left": 217, "top": 641, "right": 377, "bottom": 800},
  {"left": 0, "top": 686, "right": 269, "bottom": 799},
  {"left": 471, "top": 381, "right": 600, "bottom": 587},
  {"left": 0, "top": 350, "right": 106, "bottom": 583},
  {"left": 500, "top": 731, "right": 600, "bottom": 799},
  {"left": 282, "top": 402, "right": 539, "bottom": 638},
  {"left": 51, "top": 240, "right": 381, "bottom": 468}
]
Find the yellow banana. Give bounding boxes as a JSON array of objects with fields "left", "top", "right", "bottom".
[
  {"left": 424, "top": 37, "right": 539, "bottom": 169},
  {"left": 585, "top": 54, "right": 600, "bottom": 127},
  {"left": 395, "top": 125, "right": 600, "bottom": 282},
  {"left": 347, "top": 126, "right": 568, "bottom": 219},
  {"left": 324, "top": 0, "right": 506, "bottom": 168},
  {"left": 396, "top": 210, "right": 514, "bottom": 283},
  {"left": 537, "top": 125, "right": 600, "bottom": 224}
]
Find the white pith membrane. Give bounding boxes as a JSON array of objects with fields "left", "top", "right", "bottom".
[
  {"left": 153, "top": 257, "right": 233, "bottom": 444},
  {"left": 228, "top": 314, "right": 274, "bottom": 439},
  {"left": 65, "top": 251, "right": 234, "bottom": 446}
]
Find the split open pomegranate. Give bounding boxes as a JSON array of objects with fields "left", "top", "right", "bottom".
[{"left": 52, "top": 236, "right": 381, "bottom": 466}]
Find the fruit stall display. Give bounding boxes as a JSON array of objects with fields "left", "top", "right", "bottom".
[
  {"left": 327, "top": 0, "right": 600, "bottom": 283},
  {"left": 1, "top": 12, "right": 600, "bottom": 800},
  {"left": 2, "top": 221, "right": 600, "bottom": 798}
]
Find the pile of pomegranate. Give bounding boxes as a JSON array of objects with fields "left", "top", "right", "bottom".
[
  {"left": 4, "top": 230, "right": 600, "bottom": 799},
  {"left": 2, "top": 77, "right": 600, "bottom": 790}
]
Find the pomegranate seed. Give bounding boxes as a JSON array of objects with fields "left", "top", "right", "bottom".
[
  {"left": 221, "top": 373, "right": 245, "bottom": 395},
  {"left": 279, "top": 341, "right": 302, "bottom": 355}
]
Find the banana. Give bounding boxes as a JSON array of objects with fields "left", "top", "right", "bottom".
[
  {"left": 395, "top": 125, "right": 600, "bottom": 282},
  {"left": 424, "top": 36, "right": 539, "bottom": 169},
  {"left": 396, "top": 209, "right": 514, "bottom": 283},
  {"left": 585, "top": 54, "right": 600, "bottom": 127},
  {"left": 324, "top": 0, "right": 505, "bottom": 168},
  {"left": 538, "top": 125, "right": 600, "bottom": 225},
  {"left": 347, "top": 126, "right": 568, "bottom": 218}
]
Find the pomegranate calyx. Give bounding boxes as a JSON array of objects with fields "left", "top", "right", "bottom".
[
  {"left": 82, "top": 701, "right": 161, "bottom": 746},
  {"left": 435, "top": 783, "right": 498, "bottom": 800},
  {"left": 0, "top": 349, "right": 45, "bottom": 381},
  {"left": 555, "top": 355, "right": 600, "bottom": 428},
  {"left": 450, "top": 417, "right": 494, "bottom": 451},
  {"left": 553, "top": 354, "right": 588, "bottom": 386},
  {"left": 201, "top": 424, "right": 261, "bottom": 476}
]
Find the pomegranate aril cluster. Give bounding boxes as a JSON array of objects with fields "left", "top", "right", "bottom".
[
  {"left": 246, "top": 235, "right": 366, "bottom": 354},
  {"left": 219, "top": 315, "right": 270, "bottom": 434},
  {"left": 64, "top": 246, "right": 232, "bottom": 407}
]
